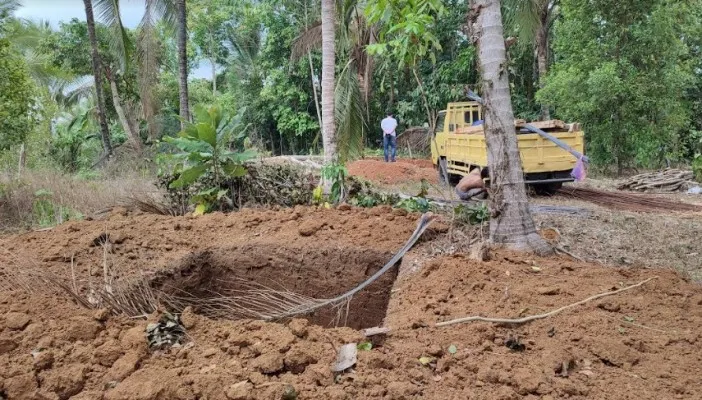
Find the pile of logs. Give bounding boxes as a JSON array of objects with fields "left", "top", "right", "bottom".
[{"left": 617, "top": 169, "right": 697, "bottom": 193}]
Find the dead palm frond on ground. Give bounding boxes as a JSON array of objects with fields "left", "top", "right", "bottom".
[{"left": 0, "top": 214, "right": 434, "bottom": 325}]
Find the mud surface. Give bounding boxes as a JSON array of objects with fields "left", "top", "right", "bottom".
[{"left": 2, "top": 207, "right": 702, "bottom": 399}]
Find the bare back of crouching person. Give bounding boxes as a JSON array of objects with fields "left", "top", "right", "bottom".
[{"left": 455, "top": 168, "right": 488, "bottom": 200}]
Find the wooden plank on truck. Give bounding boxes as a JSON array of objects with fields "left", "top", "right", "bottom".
[{"left": 517, "top": 120, "right": 566, "bottom": 130}]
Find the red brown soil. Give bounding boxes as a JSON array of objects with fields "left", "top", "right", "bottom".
[
  {"left": 2, "top": 207, "right": 702, "bottom": 399},
  {"left": 347, "top": 158, "right": 438, "bottom": 185}
]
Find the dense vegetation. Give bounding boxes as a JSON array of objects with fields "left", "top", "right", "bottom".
[{"left": 1, "top": 0, "right": 701, "bottom": 179}]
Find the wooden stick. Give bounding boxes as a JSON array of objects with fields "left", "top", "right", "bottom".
[{"left": 436, "top": 277, "right": 658, "bottom": 327}]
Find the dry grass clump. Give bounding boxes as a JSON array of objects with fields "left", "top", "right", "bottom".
[{"left": 0, "top": 169, "right": 157, "bottom": 232}]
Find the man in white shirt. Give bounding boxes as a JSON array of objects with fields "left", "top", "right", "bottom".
[{"left": 381, "top": 112, "right": 398, "bottom": 162}]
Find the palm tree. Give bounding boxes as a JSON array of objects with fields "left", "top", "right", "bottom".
[
  {"left": 504, "top": 0, "right": 558, "bottom": 120},
  {"left": 321, "top": 0, "right": 337, "bottom": 163},
  {"left": 292, "top": 0, "right": 369, "bottom": 161},
  {"left": 176, "top": 0, "right": 190, "bottom": 128},
  {"left": 82, "top": 0, "right": 113, "bottom": 157},
  {"left": 94, "top": 0, "right": 175, "bottom": 141},
  {"left": 469, "top": 0, "right": 552, "bottom": 255}
]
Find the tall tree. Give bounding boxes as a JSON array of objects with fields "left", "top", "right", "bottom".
[
  {"left": 366, "top": 0, "right": 444, "bottom": 131},
  {"left": 176, "top": 0, "right": 190, "bottom": 128},
  {"left": 320, "top": 0, "right": 336, "bottom": 162},
  {"left": 82, "top": 0, "right": 113, "bottom": 156},
  {"left": 190, "top": 0, "right": 232, "bottom": 95},
  {"left": 538, "top": 0, "right": 696, "bottom": 172},
  {"left": 0, "top": 39, "right": 33, "bottom": 151},
  {"left": 504, "top": 0, "right": 557, "bottom": 120},
  {"left": 469, "top": 0, "right": 551, "bottom": 255}
]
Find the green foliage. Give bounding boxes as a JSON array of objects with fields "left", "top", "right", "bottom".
[
  {"left": 189, "top": 0, "right": 236, "bottom": 72},
  {"left": 357, "top": 341, "right": 373, "bottom": 351},
  {"left": 32, "top": 189, "right": 83, "bottom": 228},
  {"left": 365, "top": 0, "right": 444, "bottom": 68},
  {"left": 162, "top": 104, "right": 256, "bottom": 189},
  {"left": 454, "top": 202, "right": 489, "bottom": 225},
  {"left": 346, "top": 176, "right": 400, "bottom": 207},
  {"left": 395, "top": 196, "right": 430, "bottom": 213},
  {"left": 160, "top": 104, "right": 256, "bottom": 213},
  {"left": 693, "top": 156, "right": 702, "bottom": 183},
  {"left": 0, "top": 38, "right": 34, "bottom": 150},
  {"left": 320, "top": 163, "right": 348, "bottom": 204},
  {"left": 49, "top": 104, "right": 101, "bottom": 172},
  {"left": 191, "top": 187, "right": 231, "bottom": 215},
  {"left": 538, "top": 0, "right": 699, "bottom": 170}
]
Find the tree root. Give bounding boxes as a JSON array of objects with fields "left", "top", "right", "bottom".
[{"left": 436, "top": 276, "right": 658, "bottom": 327}]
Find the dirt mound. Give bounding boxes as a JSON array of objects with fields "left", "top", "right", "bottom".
[
  {"left": 347, "top": 158, "right": 438, "bottom": 185},
  {"left": 2, "top": 209, "right": 702, "bottom": 399},
  {"left": 0, "top": 206, "right": 422, "bottom": 284}
]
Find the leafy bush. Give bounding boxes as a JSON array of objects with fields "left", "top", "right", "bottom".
[
  {"left": 32, "top": 189, "right": 83, "bottom": 228},
  {"left": 346, "top": 176, "right": 400, "bottom": 207},
  {"left": 454, "top": 202, "right": 489, "bottom": 225},
  {"left": 159, "top": 105, "right": 256, "bottom": 213},
  {"left": 320, "top": 163, "right": 348, "bottom": 204},
  {"left": 693, "top": 155, "right": 702, "bottom": 183},
  {"left": 395, "top": 197, "right": 430, "bottom": 213}
]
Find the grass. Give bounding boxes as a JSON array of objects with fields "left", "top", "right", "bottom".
[{"left": 0, "top": 169, "right": 157, "bottom": 232}]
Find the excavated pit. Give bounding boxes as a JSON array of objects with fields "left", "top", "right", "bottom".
[{"left": 150, "top": 243, "right": 400, "bottom": 330}]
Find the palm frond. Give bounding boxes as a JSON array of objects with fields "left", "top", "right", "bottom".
[
  {"left": 291, "top": 22, "right": 322, "bottom": 61},
  {"left": 138, "top": 0, "right": 162, "bottom": 139},
  {"left": 63, "top": 75, "right": 96, "bottom": 106},
  {"left": 0, "top": 0, "right": 20, "bottom": 16},
  {"left": 94, "top": 0, "right": 133, "bottom": 74},
  {"left": 335, "top": 59, "right": 366, "bottom": 162},
  {"left": 4, "top": 18, "right": 52, "bottom": 49},
  {"left": 225, "top": 24, "right": 261, "bottom": 79},
  {"left": 503, "top": 0, "right": 547, "bottom": 46},
  {"left": 150, "top": 0, "right": 178, "bottom": 32}
]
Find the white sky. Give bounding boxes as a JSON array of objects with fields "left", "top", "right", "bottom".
[{"left": 15, "top": 0, "right": 211, "bottom": 79}]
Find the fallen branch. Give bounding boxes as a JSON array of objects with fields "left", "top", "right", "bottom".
[{"left": 436, "top": 276, "right": 658, "bottom": 327}]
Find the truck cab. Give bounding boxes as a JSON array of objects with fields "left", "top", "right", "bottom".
[{"left": 430, "top": 101, "right": 585, "bottom": 192}]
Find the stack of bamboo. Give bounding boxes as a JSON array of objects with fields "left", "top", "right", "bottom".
[{"left": 617, "top": 169, "right": 697, "bottom": 193}]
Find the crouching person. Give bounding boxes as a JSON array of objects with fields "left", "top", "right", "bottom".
[{"left": 455, "top": 168, "right": 488, "bottom": 200}]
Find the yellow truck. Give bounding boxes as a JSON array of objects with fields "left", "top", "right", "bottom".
[{"left": 430, "top": 101, "right": 585, "bottom": 193}]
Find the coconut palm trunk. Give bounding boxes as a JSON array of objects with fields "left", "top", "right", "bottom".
[
  {"left": 321, "top": 0, "right": 337, "bottom": 163},
  {"left": 176, "top": 0, "right": 190, "bottom": 128},
  {"left": 470, "top": 0, "right": 552, "bottom": 255},
  {"left": 106, "top": 69, "right": 141, "bottom": 150},
  {"left": 83, "top": 0, "right": 113, "bottom": 156}
]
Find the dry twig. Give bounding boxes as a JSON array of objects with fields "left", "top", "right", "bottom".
[{"left": 436, "top": 276, "right": 658, "bottom": 327}]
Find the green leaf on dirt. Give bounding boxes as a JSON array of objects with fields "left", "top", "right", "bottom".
[
  {"left": 623, "top": 316, "right": 635, "bottom": 323},
  {"left": 418, "top": 356, "right": 435, "bottom": 366},
  {"left": 193, "top": 203, "right": 207, "bottom": 216},
  {"left": 618, "top": 327, "right": 627, "bottom": 335},
  {"left": 357, "top": 341, "right": 373, "bottom": 351},
  {"left": 447, "top": 345, "right": 457, "bottom": 355},
  {"left": 531, "top": 266, "right": 542, "bottom": 272}
]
